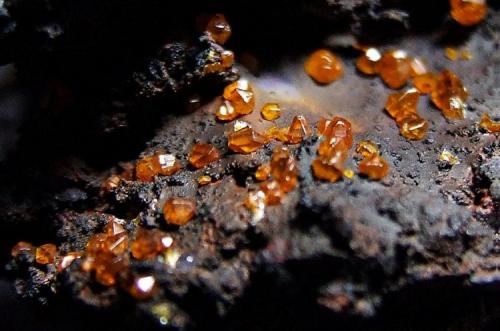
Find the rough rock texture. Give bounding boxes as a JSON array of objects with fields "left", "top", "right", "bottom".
[{"left": 0, "top": 1, "right": 499, "bottom": 331}]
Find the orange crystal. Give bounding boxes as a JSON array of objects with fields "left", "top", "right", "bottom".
[
  {"left": 311, "top": 150, "right": 348, "bottom": 183},
  {"left": 356, "top": 140, "right": 380, "bottom": 158},
  {"left": 35, "top": 243, "right": 57, "bottom": 264},
  {"left": 189, "top": 143, "right": 220, "bottom": 168},
  {"left": 356, "top": 48, "right": 381, "bottom": 75},
  {"left": 409, "top": 57, "right": 428, "bottom": 77},
  {"left": 317, "top": 117, "right": 332, "bottom": 136},
  {"left": 397, "top": 113, "right": 429, "bottom": 140},
  {"left": 255, "top": 163, "right": 271, "bottom": 181},
  {"left": 431, "top": 70, "right": 468, "bottom": 120},
  {"left": 223, "top": 80, "right": 255, "bottom": 115},
  {"left": 413, "top": 73, "right": 437, "bottom": 94},
  {"left": 163, "top": 198, "right": 196, "bottom": 226},
  {"left": 318, "top": 116, "right": 353, "bottom": 156},
  {"left": 479, "top": 113, "right": 500, "bottom": 133},
  {"left": 131, "top": 228, "right": 174, "bottom": 260},
  {"left": 259, "top": 180, "right": 284, "bottom": 205},
  {"left": 445, "top": 47, "right": 458, "bottom": 61},
  {"left": 11, "top": 241, "right": 34, "bottom": 257},
  {"left": 270, "top": 146, "right": 298, "bottom": 193},
  {"left": 198, "top": 175, "right": 212, "bottom": 185},
  {"left": 358, "top": 155, "right": 390, "bottom": 180},
  {"left": 216, "top": 100, "right": 238, "bottom": 121},
  {"left": 94, "top": 254, "right": 129, "bottom": 286},
  {"left": 385, "top": 88, "right": 419, "bottom": 122},
  {"left": 206, "top": 14, "right": 231, "bottom": 44},
  {"left": 305, "top": 49, "right": 344, "bottom": 84},
  {"left": 157, "top": 153, "right": 182, "bottom": 176},
  {"left": 261, "top": 103, "right": 281, "bottom": 121},
  {"left": 136, "top": 153, "right": 181, "bottom": 182},
  {"left": 286, "top": 115, "right": 312, "bottom": 144},
  {"left": 376, "top": 50, "right": 411, "bottom": 89},
  {"left": 228, "top": 127, "right": 267, "bottom": 153},
  {"left": 450, "top": 0, "right": 487, "bottom": 26},
  {"left": 266, "top": 126, "right": 289, "bottom": 142}
]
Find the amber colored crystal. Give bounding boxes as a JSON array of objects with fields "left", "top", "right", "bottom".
[
  {"left": 198, "top": 175, "right": 212, "bottom": 186},
  {"left": 259, "top": 180, "right": 284, "bottom": 205},
  {"left": 409, "top": 57, "right": 428, "bottom": 77},
  {"left": 305, "top": 49, "right": 344, "bottom": 84},
  {"left": 317, "top": 117, "right": 332, "bottom": 136},
  {"left": 270, "top": 146, "right": 298, "bottom": 193},
  {"left": 450, "top": 0, "right": 487, "bottom": 26},
  {"left": 163, "top": 198, "right": 196, "bottom": 226},
  {"left": 157, "top": 153, "right": 182, "bottom": 176},
  {"left": 261, "top": 103, "right": 281, "bottom": 121},
  {"left": 413, "top": 73, "right": 437, "bottom": 94},
  {"left": 94, "top": 254, "right": 129, "bottom": 286},
  {"left": 228, "top": 127, "right": 267, "bottom": 153},
  {"left": 189, "top": 143, "right": 220, "bottom": 168},
  {"left": 358, "top": 155, "right": 390, "bottom": 180},
  {"left": 445, "top": 47, "right": 458, "bottom": 61},
  {"left": 86, "top": 233, "right": 108, "bottom": 256},
  {"left": 206, "top": 13, "right": 231, "bottom": 44},
  {"left": 376, "top": 50, "right": 411, "bottom": 89},
  {"left": 311, "top": 150, "right": 347, "bottom": 183},
  {"left": 479, "top": 113, "right": 500, "bottom": 133},
  {"left": 11, "top": 241, "right": 34, "bottom": 257},
  {"left": 104, "top": 218, "right": 126, "bottom": 236},
  {"left": 356, "top": 48, "right": 381, "bottom": 75},
  {"left": 266, "top": 126, "right": 289, "bottom": 142},
  {"left": 105, "top": 233, "right": 129, "bottom": 255},
  {"left": 216, "top": 100, "right": 238, "bottom": 121},
  {"left": 223, "top": 80, "right": 255, "bottom": 115},
  {"left": 431, "top": 70, "right": 468, "bottom": 120},
  {"left": 136, "top": 155, "right": 160, "bottom": 182},
  {"left": 57, "top": 252, "right": 82, "bottom": 272},
  {"left": 286, "top": 115, "right": 312, "bottom": 144},
  {"left": 255, "top": 164, "right": 271, "bottom": 181},
  {"left": 356, "top": 140, "right": 380, "bottom": 158},
  {"left": 102, "top": 175, "right": 121, "bottom": 192},
  {"left": 460, "top": 49, "right": 473, "bottom": 60},
  {"left": 397, "top": 113, "right": 429, "bottom": 140},
  {"left": 318, "top": 117, "right": 353, "bottom": 156},
  {"left": 35, "top": 243, "right": 57, "bottom": 264},
  {"left": 204, "top": 50, "right": 235, "bottom": 74},
  {"left": 385, "top": 88, "right": 419, "bottom": 122},
  {"left": 123, "top": 275, "right": 158, "bottom": 300},
  {"left": 131, "top": 228, "right": 174, "bottom": 260}
]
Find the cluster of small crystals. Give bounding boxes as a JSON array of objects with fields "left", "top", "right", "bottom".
[
  {"left": 312, "top": 116, "right": 353, "bottom": 182},
  {"left": 245, "top": 146, "right": 299, "bottom": 222},
  {"left": 385, "top": 88, "right": 429, "bottom": 140},
  {"left": 356, "top": 140, "right": 390, "bottom": 180},
  {"left": 202, "top": 14, "right": 235, "bottom": 75},
  {"left": 10, "top": 217, "right": 185, "bottom": 301},
  {"left": 479, "top": 113, "right": 500, "bottom": 133}
]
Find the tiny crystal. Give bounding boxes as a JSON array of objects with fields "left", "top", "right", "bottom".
[
  {"left": 223, "top": 80, "right": 255, "bottom": 116},
  {"left": 286, "top": 115, "right": 312, "bottom": 144},
  {"left": 255, "top": 164, "right": 271, "bottom": 181},
  {"left": 163, "top": 198, "right": 196, "bottom": 226},
  {"left": 356, "top": 47, "right": 381, "bottom": 75},
  {"left": 228, "top": 127, "right": 267, "bottom": 153},
  {"left": 261, "top": 103, "right": 281, "bottom": 121},
  {"left": 356, "top": 140, "right": 380, "bottom": 158},
  {"left": 358, "top": 155, "right": 390, "bottom": 180},
  {"left": 305, "top": 49, "right": 344, "bottom": 84},
  {"left": 189, "top": 143, "right": 220, "bottom": 168},
  {"left": 398, "top": 113, "right": 429, "bottom": 141},
  {"left": 431, "top": 70, "right": 468, "bottom": 120},
  {"left": 259, "top": 180, "right": 284, "bottom": 205},
  {"left": 479, "top": 113, "right": 500, "bottom": 133},
  {"left": 198, "top": 175, "right": 212, "bottom": 186},
  {"left": 206, "top": 14, "right": 231, "bottom": 44},
  {"left": 35, "top": 243, "right": 57, "bottom": 265},
  {"left": 270, "top": 146, "right": 298, "bottom": 193},
  {"left": 439, "top": 149, "right": 460, "bottom": 165}
]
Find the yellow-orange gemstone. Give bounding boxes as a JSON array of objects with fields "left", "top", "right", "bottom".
[
  {"left": 104, "top": 218, "right": 126, "bottom": 236},
  {"left": 131, "top": 228, "right": 174, "bottom": 260},
  {"left": 385, "top": 88, "right": 420, "bottom": 122},
  {"left": 216, "top": 100, "right": 238, "bottom": 121},
  {"left": 198, "top": 175, "right": 212, "bottom": 186},
  {"left": 255, "top": 164, "right": 271, "bottom": 181},
  {"left": 136, "top": 155, "right": 160, "bottom": 182},
  {"left": 204, "top": 50, "right": 235, "bottom": 74},
  {"left": 431, "top": 70, "right": 468, "bottom": 120},
  {"left": 311, "top": 150, "right": 347, "bottom": 183},
  {"left": 86, "top": 233, "right": 108, "bottom": 257},
  {"left": 57, "top": 252, "right": 82, "bottom": 272},
  {"left": 286, "top": 115, "right": 312, "bottom": 144},
  {"left": 460, "top": 49, "right": 473, "bottom": 60},
  {"left": 450, "top": 0, "right": 487, "bottom": 26},
  {"left": 266, "top": 126, "right": 289, "bottom": 142},
  {"left": 397, "top": 113, "right": 429, "bottom": 140},
  {"left": 163, "top": 198, "right": 196, "bottom": 226},
  {"left": 94, "top": 254, "right": 129, "bottom": 286},
  {"left": 206, "top": 13, "right": 231, "bottom": 44},
  {"left": 35, "top": 243, "right": 57, "bottom": 264},
  {"left": 413, "top": 73, "right": 437, "bottom": 94},
  {"left": 261, "top": 103, "right": 281, "bottom": 121},
  {"left": 356, "top": 48, "right": 381, "bottom": 75},
  {"left": 11, "top": 241, "right": 34, "bottom": 257},
  {"left": 479, "top": 113, "right": 500, "bottom": 133},
  {"left": 409, "top": 57, "right": 428, "bottom": 77},
  {"left": 318, "top": 116, "right": 353, "bottom": 156},
  {"left": 259, "top": 180, "right": 284, "bottom": 205},
  {"left": 228, "top": 127, "right": 267, "bottom": 153},
  {"left": 356, "top": 140, "right": 380, "bottom": 158},
  {"left": 445, "top": 47, "right": 458, "bottom": 61},
  {"left": 317, "top": 117, "right": 332, "bottom": 136},
  {"left": 189, "top": 143, "right": 220, "bottom": 168},
  {"left": 305, "top": 49, "right": 344, "bottom": 84},
  {"left": 358, "top": 155, "right": 390, "bottom": 180},
  {"left": 123, "top": 275, "right": 158, "bottom": 300},
  {"left": 376, "top": 50, "right": 411, "bottom": 89},
  {"left": 270, "top": 146, "right": 298, "bottom": 192},
  {"left": 223, "top": 80, "right": 255, "bottom": 115},
  {"left": 156, "top": 153, "right": 182, "bottom": 176}
]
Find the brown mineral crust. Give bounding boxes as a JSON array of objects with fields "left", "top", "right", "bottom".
[{"left": 1, "top": 3, "right": 500, "bottom": 331}]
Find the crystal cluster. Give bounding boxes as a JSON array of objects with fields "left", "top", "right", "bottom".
[
  {"left": 385, "top": 88, "right": 429, "bottom": 140},
  {"left": 216, "top": 80, "right": 255, "bottom": 121}
]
